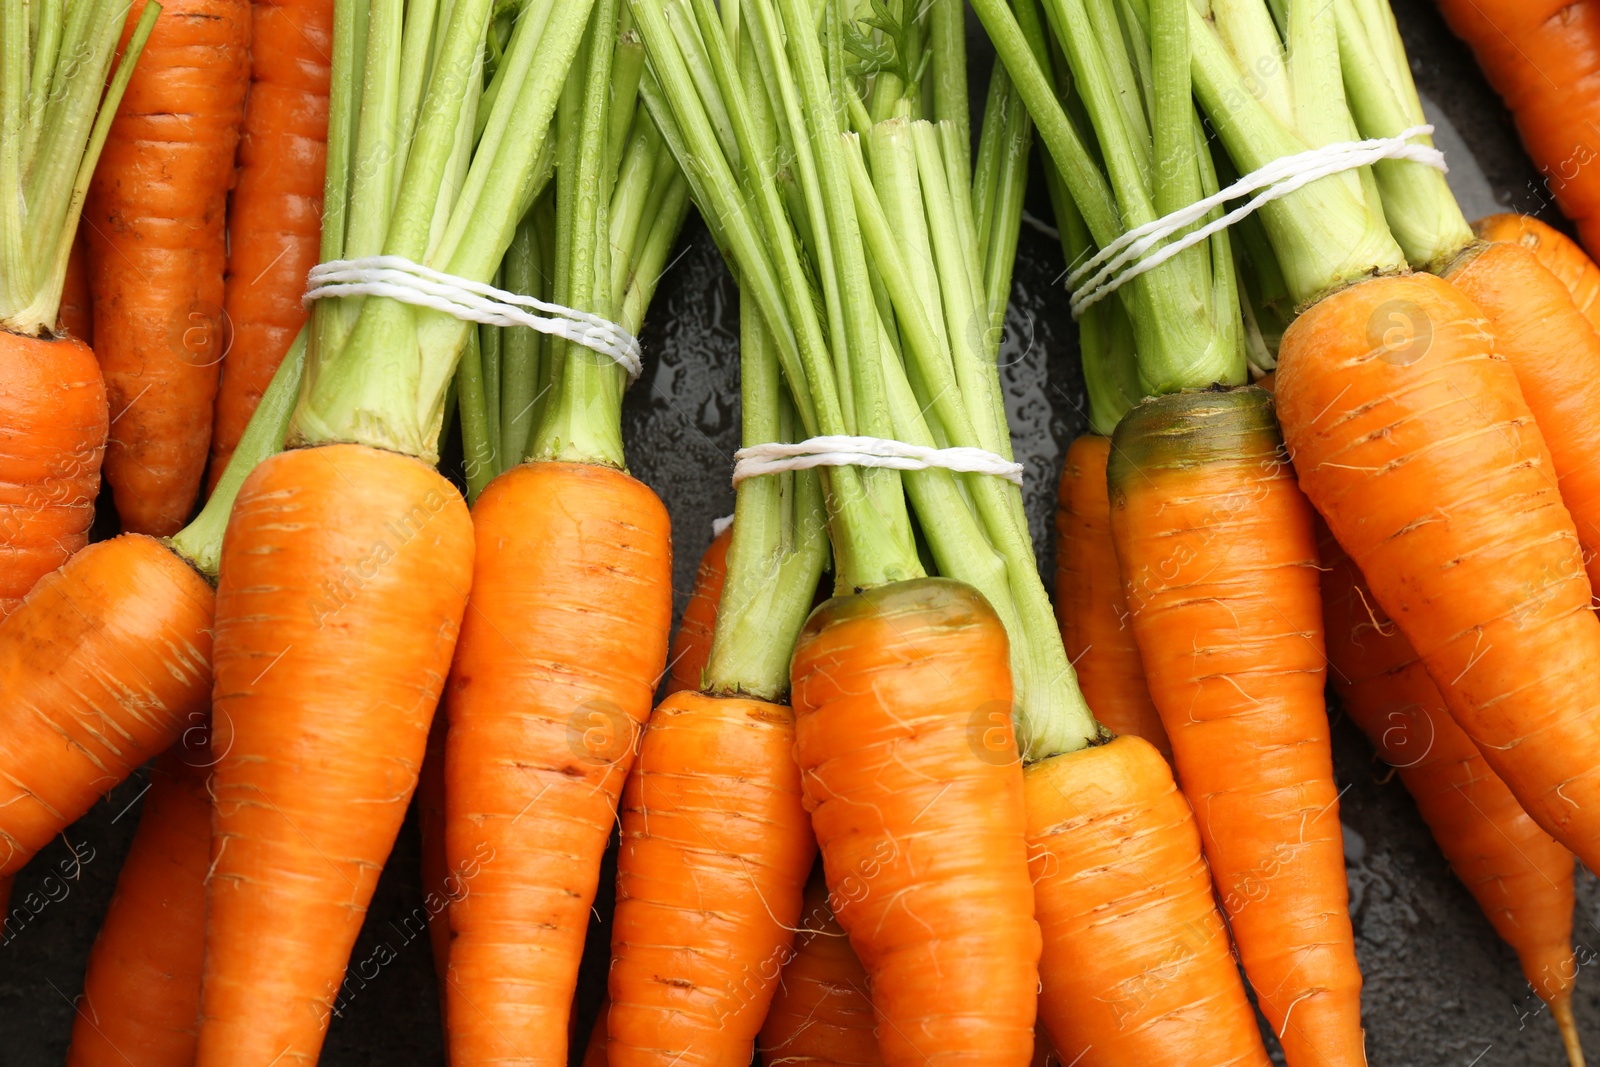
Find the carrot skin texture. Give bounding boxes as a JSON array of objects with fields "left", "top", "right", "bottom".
[
  {"left": 67, "top": 747, "right": 211, "bottom": 1067},
  {"left": 0, "top": 534, "right": 212, "bottom": 873},
  {"left": 1026, "top": 736, "right": 1273, "bottom": 1067},
  {"left": 443, "top": 461, "right": 671, "bottom": 1067},
  {"left": 86, "top": 0, "right": 250, "bottom": 536},
  {"left": 1275, "top": 271, "right": 1600, "bottom": 871},
  {"left": 199, "top": 444, "right": 472, "bottom": 1066},
  {"left": 1473, "top": 214, "right": 1600, "bottom": 335},
  {"left": 1108, "top": 388, "right": 1364, "bottom": 1067},
  {"left": 790, "top": 578, "right": 1040, "bottom": 1067},
  {"left": 209, "top": 0, "right": 332, "bottom": 494},
  {"left": 665, "top": 525, "right": 732, "bottom": 695},
  {"left": 1053, "top": 435, "right": 1169, "bottom": 758},
  {"left": 608, "top": 691, "right": 815, "bottom": 1065},
  {"left": 1316, "top": 521, "right": 1579, "bottom": 1017},
  {"left": 757, "top": 875, "right": 880, "bottom": 1067},
  {"left": 60, "top": 229, "right": 94, "bottom": 345},
  {"left": 0, "top": 333, "right": 107, "bottom": 617},
  {"left": 1444, "top": 241, "right": 1600, "bottom": 588}
]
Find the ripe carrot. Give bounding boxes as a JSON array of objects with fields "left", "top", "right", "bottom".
[
  {"left": 1274, "top": 270, "right": 1600, "bottom": 874},
  {"left": 66, "top": 745, "right": 211, "bottom": 1067},
  {"left": 199, "top": 445, "right": 473, "bottom": 1064},
  {"left": 208, "top": 0, "right": 333, "bottom": 494},
  {"left": 789, "top": 578, "right": 1040, "bottom": 1066},
  {"left": 1473, "top": 214, "right": 1600, "bottom": 335},
  {"left": 60, "top": 228, "right": 94, "bottom": 345},
  {"left": 85, "top": 0, "right": 251, "bottom": 536},
  {"left": 1026, "top": 735, "right": 1273, "bottom": 1067},
  {"left": 1434, "top": 0, "right": 1600, "bottom": 255},
  {"left": 1317, "top": 521, "right": 1582, "bottom": 1064},
  {"left": 1053, "top": 435, "right": 1169, "bottom": 758},
  {"left": 443, "top": 461, "right": 670, "bottom": 1065},
  {"left": 608, "top": 691, "right": 815, "bottom": 1065},
  {"left": 0, "top": 535, "right": 212, "bottom": 876},
  {"left": 665, "top": 524, "right": 732, "bottom": 695},
  {"left": 757, "top": 872, "right": 880, "bottom": 1067},
  {"left": 0, "top": 333, "right": 107, "bottom": 618},
  {"left": 1108, "top": 387, "right": 1363, "bottom": 1067}
]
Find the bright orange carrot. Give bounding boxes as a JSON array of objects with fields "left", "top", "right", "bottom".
[
  {"left": 1026, "top": 735, "right": 1272, "bottom": 1067},
  {"left": 608, "top": 691, "right": 814, "bottom": 1065},
  {"left": 1317, "top": 521, "right": 1582, "bottom": 1063},
  {"left": 67, "top": 745, "right": 211, "bottom": 1067},
  {"left": 1274, "top": 270, "right": 1600, "bottom": 876},
  {"left": 199, "top": 445, "right": 473, "bottom": 1064},
  {"left": 757, "top": 872, "right": 880, "bottom": 1067},
  {"left": 0, "top": 334, "right": 107, "bottom": 618},
  {"left": 665, "top": 524, "right": 732, "bottom": 695},
  {"left": 209, "top": 0, "right": 332, "bottom": 494},
  {"left": 1474, "top": 214, "right": 1600, "bottom": 335},
  {"left": 1108, "top": 388, "right": 1363, "bottom": 1067},
  {"left": 443, "top": 462, "right": 671, "bottom": 1065},
  {"left": 0, "top": 535, "right": 212, "bottom": 875},
  {"left": 789, "top": 578, "right": 1040, "bottom": 1066},
  {"left": 60, "top": 228, "right": 94, "bottom": 346},
  {"left": 1053, "top": 435, "right": 1169, "bottom": 758},
  {"left": 86, "top": 0, "right": 250, "bottom": 536}
]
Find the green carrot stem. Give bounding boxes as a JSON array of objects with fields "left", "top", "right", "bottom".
[{"left": 499, "top": 207, "right": 544, "bottom": 466}]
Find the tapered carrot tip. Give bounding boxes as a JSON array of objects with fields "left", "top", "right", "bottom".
[
  {"left": 1550, "top": 992, "right": 1586, "bottom": 1067},
  {"left": 201, "top": 444, "right": 472, "bottom": 1066},
  {"left": 0, "top": 534, "right": 212, "bottom": 875},
  {"left": 791, "top": 576, "right": 1039, "bottom": 1067},
  {"left": 0, "top": 331, "right": 107, "bottom": 618}
]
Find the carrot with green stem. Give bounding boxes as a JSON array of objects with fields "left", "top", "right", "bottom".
[
  {"left": 85, "top": 0, "right": 250, "bottom": 536},
  {"left": 198, "top": 0, "right": 595, "bottom": 1059},
  {"left": 208, "top": 0, "right": 334, "bottom": 492}
]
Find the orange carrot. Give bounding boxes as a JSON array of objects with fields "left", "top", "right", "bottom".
[
  {"left": 1026, "top": 735, "right": 1272, "bottom": 1067},
  {"left": 1317, "top": 520, "right": 1582, "bottom": 1063},
  {"left": 199, "top": 445, "right": 473, "bottom": 1063},
  {"left": 1053, "top": 435, "right": 1169, "bottom": 758},
  {"left": 789, "top": 579, "right": 1040, "bottom": 1066},
  {"left": 608, "top": 691, "right": 814, "bottom": 1065},
  {"left": 0, "top": 334, "right": 107, "bottom": 618},
  {"left": 60, "top": 228, "right": 94, "bottom": 346},
  {"left": 665, "top": 523, "right": 732, "bottom": 695},
  {"left": 1474, "top": 214, "right": 1600, "bottom": 335},
  {"left": 85, "top": 0, "right": 250, "bottom": 536},
  {"left": 757, "top": 872, "right": 880, "bottom": 1067},
  {"left": 1108, "top": 388, "right": 1363, "bottom": 1067},
  {"left": 443, "top": 462, "right": 671, "bottom": 1065},
  {"left": 66, "top": 745, "right": 211, "bottom": 1067},
  {"left": 1274, "top": 270, "right": 1600, "bottom": 876},
  {"left": 208, "top": 0, "right": 332, "bottom": 494}
]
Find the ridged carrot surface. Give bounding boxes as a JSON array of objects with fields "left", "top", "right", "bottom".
[
  {"left": 1274, "top": 270, "right": 1600, "bottom": 873},
  {"left": 0, "top": 333, "right": 107, "bottom": 617},
  {"left": 1443, "top": 240, "right": 1600, "bottom": 590},
  {"left": 67, "top": 747, "right": 210, "bottom": 1067},
  {"left": 1474, "top": 214, "right": 1600, "bottom": 335},
  {"left": 0, "top": 534, "right": 212, "bottom": 874},
  {"left": 758, "top": 873, "right": 879, "bottom": 1067},
  {"left": 1317, "top": 521, "right": 1581, "bottom": 1060},
  {"left": 199, "top": 444, "right": 472, "bottom": 1065},
  {"left": 1053, "top": 435, "right": 1169, "bottom": 758},
  {"left": 1025, "top": 736, "right": 1273, "bottom": 1067},
  {"left": 609, "top": 690, "right": 813, "bottom": 1065},
  {"left": 59, "top": 229, "right": 94, "bottom": 345},
  {"left": 209, "top": 0, "right": 332, "bottom": 493},
  {"left": 85, "top": 0, "right": 250, "bottom": 535},
  {"left": 444, "top": 461, "right": 671, "bottom": 1067},
  {"left": 790, "top": 577, "right": 1039, "bottom": 1067},
  {"left": 1108, "top": 388, "right": 1363, "bottom": 1067},
  {"left": 665, "top": 524, "right": 731, "bottom": 695}
]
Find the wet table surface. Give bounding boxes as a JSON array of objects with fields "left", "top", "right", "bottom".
[{"left": 4, "top": 0, "right": 1595, "bottom": 1062}]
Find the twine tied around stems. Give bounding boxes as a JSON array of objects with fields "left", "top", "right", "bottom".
[{"left": 733, "top": 436, "right": 1024, "bottom": 486}]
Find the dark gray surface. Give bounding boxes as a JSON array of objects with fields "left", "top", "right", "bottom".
[{"left": 3, "top": 1, "right": 1593, "bottom": 1062}]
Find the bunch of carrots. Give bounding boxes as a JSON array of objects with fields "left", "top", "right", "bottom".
[{"left": 6, "top": 0, "right": 1600, "bottom": 1062}]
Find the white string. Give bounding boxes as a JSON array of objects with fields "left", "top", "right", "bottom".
[
  {"left": 711, "top": 513, "right": 735, "bottom": 537},
  {"left": 1067, "top": 126, "right": 1446, "bottom": 318},
  {"left": 733, "top": 436, "right": 1024, "bottom": 486},
  {"left": 304, "top": 254, "right": 644, "bottom": 380}
]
